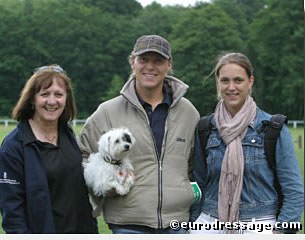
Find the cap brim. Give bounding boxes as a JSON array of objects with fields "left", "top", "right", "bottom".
[{"left": 134, "top": 49, "right": 170, "bottom": 59}]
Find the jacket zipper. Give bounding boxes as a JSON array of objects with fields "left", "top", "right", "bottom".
[
  {"left": 156, "top": 112, "right": 169, "bottom": 229},
  {"left": 152, "top": 109, "right": 170, "bottom": 229},
  {"left": 147, "top": 122, "right": 163, "bottom": 229},
  {"left": 142, "top": 106, "right": 164, "bottom": 229},
  {"left": 129, "top": 99, "right": 168, "bottom": 229},
  {"left": 157, "top": 158, "right": 163, "bottom": 229}
]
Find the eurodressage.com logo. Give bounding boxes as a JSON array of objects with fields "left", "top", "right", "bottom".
[
  {"left": 0, "top": 171, "right": 20, "bottom": 185},
  {"left": 170, "top": 219, "right": 303, "bottom": 233}
]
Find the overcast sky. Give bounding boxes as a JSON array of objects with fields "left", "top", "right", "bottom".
[{"left": 137, "top": 0, "right": 209, "bottom": 7}]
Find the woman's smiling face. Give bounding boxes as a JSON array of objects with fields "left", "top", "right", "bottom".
[
  {"left": 33, "top": 78, "right": 67, "bottom": 124},
  {"left": 217, "top": 63, "right": 254, "bottom": 116}
]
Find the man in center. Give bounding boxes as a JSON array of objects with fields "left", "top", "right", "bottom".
[{"left": 78, "top": 35, "right": 199, "bottom": 234}]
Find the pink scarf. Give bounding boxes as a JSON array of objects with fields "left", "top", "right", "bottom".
[{"left": 214, "top": 96, "right": 256, "bottom": 226}]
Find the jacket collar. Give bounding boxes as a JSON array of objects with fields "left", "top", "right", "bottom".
[
  {"left": 17, "top": 120, "right": 73, "bottom": 146},
  {"left": 137, "top": 84, "right": 172, "bottom": 108},
  {"left": 120, "top": 74, "right": 188, "bottom": 109},
  {"left": 17, "top": 121, "right": 37, "bottom": 146}
]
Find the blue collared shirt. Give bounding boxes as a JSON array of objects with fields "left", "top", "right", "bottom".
[{"left": 137, "top": 86, "right": 173, "bottom": 158}]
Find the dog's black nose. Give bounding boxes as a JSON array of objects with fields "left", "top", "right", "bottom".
[{"left": 124, "top": 145, "right": 130, "bottom": 151}]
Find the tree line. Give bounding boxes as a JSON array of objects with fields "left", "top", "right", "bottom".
[{"left": 0, "top": 0, "right": 303, "bottom": 119}]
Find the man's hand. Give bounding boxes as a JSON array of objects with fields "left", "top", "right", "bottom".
[{"left": 105, "top": 188, "right": 118, "bottom": 197}]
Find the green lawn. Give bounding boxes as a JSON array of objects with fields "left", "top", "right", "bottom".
[{"left": 0, "top": 124, "right": 303, "bottom": 234}]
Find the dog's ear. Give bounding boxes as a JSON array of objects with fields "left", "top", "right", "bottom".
[
  {"left": 128, "top": 130, "right": 136, "bottom": 144},
  {"left": 107, "top": 136, "right": 113, "bottom": 152},
  {"left": 97, "top": 135, "right": 104, "bottom": 152},
  {"left": 97, "top": 133, "right": 110, "bottom": 152},
  {"left": 123, "top": 133, "right": 132, "bottom": 143},
  {"left": 127, "top": 131, "right": 135, "bottom": 145}
]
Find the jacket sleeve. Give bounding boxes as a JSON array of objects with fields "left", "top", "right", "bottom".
[
  {"left": 275, "top": 125, "right": 304, "bottom": 233},
  {"left": 0, "top": 140, "right": 31, "bottom": 233},
  {"left": 77, "top": 106, "right": 110, "bottom": 163},
  {"left": 189, "top": 131, "right": 206, "bottom": 222}
]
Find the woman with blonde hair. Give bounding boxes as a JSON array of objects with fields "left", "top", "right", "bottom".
[{"left": 190, "top": 52, "right": 303, "bottom": 234}]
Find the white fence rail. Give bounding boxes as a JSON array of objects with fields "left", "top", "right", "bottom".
[
  {"left": 0, "top": 119, "right": 17, "bottom": 127},
  {"left": 0, "top": 119, "right": 303, "bottom": 128},
  {"left": 0, "top": 119, "right": 86, "bottom": 127}
]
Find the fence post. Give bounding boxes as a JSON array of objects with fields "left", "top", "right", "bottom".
[
  {"left": 298, "top": 135, "right": 302, "bottom": 149},
  {"left": 293, "top": 121, "right": 297, "bottom": 129}
]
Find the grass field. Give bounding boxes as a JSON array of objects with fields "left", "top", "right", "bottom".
[{"left": 0, "top": 124, "right": 303, "bottom": 234}]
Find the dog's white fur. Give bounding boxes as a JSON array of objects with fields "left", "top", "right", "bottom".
[{"left": 83, "top": 127, "right": 135, "bottom": 217}]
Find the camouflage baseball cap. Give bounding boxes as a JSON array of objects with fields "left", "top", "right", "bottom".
[{"left": 133, "top": 35, "right": 172, "bottom": 59}]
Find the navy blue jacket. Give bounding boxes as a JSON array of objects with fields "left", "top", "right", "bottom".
[{"left": 0, "top": 121, "right": 80, "bottom": 233}]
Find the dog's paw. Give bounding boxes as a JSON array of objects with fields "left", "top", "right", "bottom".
[
  {"left": 104, "top": 188, "right": 119, "bottom": 198},
  {"left": 124, "top": 176, "right": 134, "bottom": 187},
  {"left": 126, "top": 168, "right": 134, "bottom": 178},
  {"left": 116, "top": 187, "right": 129, "bottom": 196}
]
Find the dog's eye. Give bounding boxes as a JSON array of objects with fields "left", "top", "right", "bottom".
[{"left": 115, "top": 139, "right": 120, "bottom": 144}]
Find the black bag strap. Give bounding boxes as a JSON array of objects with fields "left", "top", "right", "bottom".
[
  {"left": 197, "top": 114, "right": 213, "bottom": 162},
  {"left": 262, "top": 114, "right": 287, "bottom": 219},
  {"left": 263, "top": 114, "right": 287, "bottom": 172}
]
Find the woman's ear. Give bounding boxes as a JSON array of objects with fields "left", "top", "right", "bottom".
[{"left": 249, "top": 75, "right": 254, "bottom": 89}]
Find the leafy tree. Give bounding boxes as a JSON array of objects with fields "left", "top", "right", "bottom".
[
  {"left": 100, "top": 74, "right": 125, "bottom": 102},
  {"left": 0, "top": 0, "right": 136, "bottom": 117},
  {"left": 171, "top": 4, "right": 243, "bottom": 115},
  {"left": 213, "top": 0, "right": 268, "bottom": 23},
  {"left": 248, "top": 0, "right": 303, "bottom": 119},
  {"left": 131, "top": 3, "right": 184, "bottom": 39},
  {"left": 83, "top": 0, "right": 142, "bottom": 16},
  {"left": 0, "top": 0, "right": 35, "bottom": 116},
  {"left": 0, "top": 0, "right": 302, "bottom": 120}
]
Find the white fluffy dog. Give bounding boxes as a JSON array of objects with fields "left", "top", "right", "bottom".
[{"left": 83, "top": 127, "right": 135, "bottom": 217}]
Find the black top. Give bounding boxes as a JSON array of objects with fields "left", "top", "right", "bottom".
[
  {"left": 23, "top": 121, "right": 97, "bottom": 233},
  {"left": 137, "top": 86, "right": 173, "bottom": 159}
]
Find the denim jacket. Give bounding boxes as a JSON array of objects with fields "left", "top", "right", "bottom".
[{"left": 191, "top": 108, "right": 304, "bottom": 233}]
